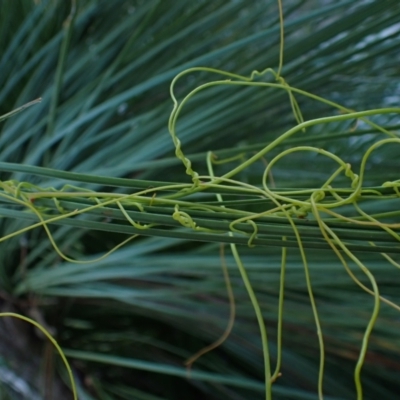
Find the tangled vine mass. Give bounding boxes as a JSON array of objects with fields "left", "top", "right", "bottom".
[{"left": 0, "top": 3, "right": 399, "bottom": 399}]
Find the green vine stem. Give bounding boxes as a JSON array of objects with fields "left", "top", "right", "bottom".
[{"left": 0, "top": 312, "right": 77, "bottom": 400}]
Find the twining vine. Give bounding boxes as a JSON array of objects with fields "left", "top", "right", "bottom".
[{"left": 0, "top": 1, "right": 399, "bottom": 400}]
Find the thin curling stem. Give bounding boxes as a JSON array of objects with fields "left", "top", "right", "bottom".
[
  {"left": 207, "top": 152, "right": 272, "bottom": 400},
  {"left": 0, "top": 313, "right": 77, "bottom": 400},
  {"left": 276, "top": 0, "right": 284, "bottom": 78}
]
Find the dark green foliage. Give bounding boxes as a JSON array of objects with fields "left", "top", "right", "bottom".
[{"left": 1, "top": 1, "right": 400, "bottom": 399}]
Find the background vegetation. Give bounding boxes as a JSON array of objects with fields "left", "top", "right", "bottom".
[{"left": 0, "top": 0, "right": 400, "bottom": 399}]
